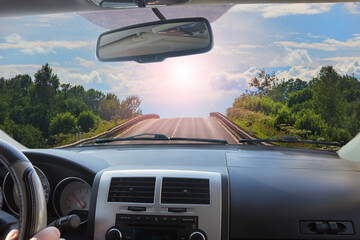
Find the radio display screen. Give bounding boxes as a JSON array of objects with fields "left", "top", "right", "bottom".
[{"left": 134, "top": 229, "right": 177, "bottom": 240}]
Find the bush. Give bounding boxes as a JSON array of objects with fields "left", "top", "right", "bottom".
[
  {"left": 294, "top": 110, "right": 326, "bottom": 135},
  {"left": 12, "top": 125, "right": 45, "bottom": 148},
  {"left": 326, "top": 127, "right": 352, "bottom": 143},
  {"left": 77, "top": 111, "right": 98, "bottom": 132},
  {"left": 274, "top": 108, "right": 294, "bottom": 127},
  {"left": 49, "top": 112, "right": 76, "bottom": 135}
]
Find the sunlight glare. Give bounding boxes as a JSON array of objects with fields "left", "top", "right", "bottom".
[{"left": 170, "top": 61, "right": 196, "bottom": 89}]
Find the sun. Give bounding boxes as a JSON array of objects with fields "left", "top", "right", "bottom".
[{"left": 169, "top": 61, "right": 196, "bottom": 89}]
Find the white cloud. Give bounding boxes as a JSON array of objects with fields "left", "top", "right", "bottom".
[
  {"left": 274, "top": 40, "right": 337, "bottom": 51},
  {"left": 231, "top": 3, "right": 334, "bottom": 18},
  {"left": 37, "top": 13, "right": 74, "bottom": 23},
  {"left": 274, "top": 59, "right": 360, "bottom": 82},
  {"left": 0, "top": 56, "right": 3, "bottom": 59},
  {"left": 24, "top": 23, "right": 50, "bottom": 28},
  {"left": 75, "top": 57, "right": 96, "bottom": 68},
  {"left": 0, "top": 34, "right": 93, "bottom": 55},
  {"left": 5, "top": 34, "right": 22, "bottom": 44},
  {"left": 270, "top": 48, "right": 312, "bottom": 67},
  {"left": 213, "top": 44, "right": 263, "bottom": 55},
  {"left": 322, "top": 56, "right": 360, "bottom": 62},
  {"left": 275, "top": 36, "right": 360, "bottom": 51},
  {"left": 57, "top": 69, "right": 102, "bottom": 85},
  {"left": 345, "top": 3, "right": 360, "bottom": 14},
  {"left": 276, "top": 65, "right": 322, "bottom": 81},
  {"left": 0, "top": 64, "right": 41, "bottom": 78},
  {"left": 333, "top": 59, "right": 360, "bottom": 77},
  {"left": 208, "top": 67, "right": 258, "bottom": 91}
]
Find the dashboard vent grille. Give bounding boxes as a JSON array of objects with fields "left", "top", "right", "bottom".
[
  {"left": 161, "top": 178, "right": 210, "bottom": 204},
  {"left": 108, "top": 177, "right": 156, "bottom": 203}
]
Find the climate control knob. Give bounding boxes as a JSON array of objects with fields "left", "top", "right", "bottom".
[
  {"left": 106, "top": 228, "right": 122, "bottom": 240},
  {"left": 189, "top": 231, "right": 206, "bottom": 240}
]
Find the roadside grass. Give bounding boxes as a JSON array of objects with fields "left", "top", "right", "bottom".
[
  {"left": 49, "top": 119, "right": 128, "bottom": 148},
  {"left": 227, "top": 107, "right": 339, "bottom": 150},
  {"left": 227, "top": 107, "right": 283, "bottom": 139},
  {"left": 231, "top": 119, "right": 278, "bottom": 139}
]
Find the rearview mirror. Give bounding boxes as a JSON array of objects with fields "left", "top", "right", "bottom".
[{"left": 96, "top": 18, "right": 213, "bottom": 63}]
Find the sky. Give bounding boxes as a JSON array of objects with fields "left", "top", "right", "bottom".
[{"left": 1, "top": 3, "right": 360, "bottom": 118}]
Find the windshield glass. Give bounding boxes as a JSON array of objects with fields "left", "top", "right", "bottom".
[{"left": 1, "top": 3, "right": 359, "bottom": 148}]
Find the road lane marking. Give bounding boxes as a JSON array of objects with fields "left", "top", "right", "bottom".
[{"left": 171, "top": 118, "right": 182, "bottom": 137}]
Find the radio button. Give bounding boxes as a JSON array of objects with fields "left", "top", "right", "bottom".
[
  {"left": 170, "top": 217, "right": 178, "bottom": 222},
  {"left": 106, "top": 228, "right": 122, "bottom": 240},
  {"left": 180, "top": 217, "right": 196, "bottom": 223},
  {"left": 134, "top": 216, "right": 144, "bottom": 221},
  {"left": 118, "top": 215, "right": 133, "bottom": 221},
  {"left": 189, "top": 232, "right": 206, "bottom": 240}
]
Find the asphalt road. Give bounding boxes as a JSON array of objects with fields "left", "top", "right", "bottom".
[{"left": 114, "top": 117, "right": 238, "bottom": 144}]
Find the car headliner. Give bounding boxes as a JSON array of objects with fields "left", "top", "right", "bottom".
[{"left": 1, "top": 0, "right": 359, "bottom": 18}]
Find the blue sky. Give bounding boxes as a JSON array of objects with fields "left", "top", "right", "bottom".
[{"left": 1, "top": 3, "right": 360, "bottom": 118}]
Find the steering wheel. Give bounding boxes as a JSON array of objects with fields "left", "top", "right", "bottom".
[{"left": 0, "top": 140, "right": 47, "bottom": 240}]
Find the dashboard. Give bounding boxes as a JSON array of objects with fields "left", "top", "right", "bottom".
[{"left": 1, "top": 144, "right": 360, "bottom": 240}]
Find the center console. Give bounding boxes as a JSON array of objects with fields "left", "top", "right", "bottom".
[{"left": 91, "top": 169, "right": 222, "bottom": 240}]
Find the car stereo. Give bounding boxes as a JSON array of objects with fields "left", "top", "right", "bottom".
[{"left": 105, "top": 214, "right": 206, "bottom": 240}]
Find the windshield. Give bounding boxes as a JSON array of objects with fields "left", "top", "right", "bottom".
[{"left": 1, "top": 3, "right": 359, "bottom": 148}]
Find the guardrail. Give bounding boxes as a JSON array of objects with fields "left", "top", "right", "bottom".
[
  {"left": 57, "top": 114, "right": 160, "bottom": 148},
  {"left": 210, "top": 112, "right": 256, "bottom": 140}
]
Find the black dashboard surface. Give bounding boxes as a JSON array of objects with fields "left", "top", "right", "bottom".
[{"left": 1, "top": 144, "right": 359, "bottom": 240}]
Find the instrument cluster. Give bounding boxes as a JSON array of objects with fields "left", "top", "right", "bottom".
[{"left": 1, "top": 167, "right": 92, "bottom": 224}]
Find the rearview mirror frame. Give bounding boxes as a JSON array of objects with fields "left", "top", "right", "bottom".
[{"left": 96, "top": 17, "right": 213, "bottom": 63}]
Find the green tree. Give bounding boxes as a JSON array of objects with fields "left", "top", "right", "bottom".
[
  {"left": 311, "top": 66, "right": 346, "bottom": 128},
  {"left": 0, "top": 100, "right": 9, "bottom": 125},
  {"left": 84, "top": 89, "right": 104, "bottom": 114},
  {"left": 61, "top": 97, "right": 88, "bottom": 117},
  {"left": 33, "top": 63, "right": 60, "bottom": 106},
  {"left": 25, "top": 104, "right": 50, "bottom": 137},
  {"left": 99, "top": 94, "right": 121, "bottom": 121},
  {"left": 9, "top": 106, "right": 25, "bottom": 124},
  {"left": 77, "top": 111, "right": 98, "bottom": 132},
  {"left": 12, "top": 125, "right": 46, "bottom": 148},
  {"left": 272, "top": 78, "right": 308, "bottom": 102},
  {"left": 287, "top": 88, "right": 314, "bottom": 108},
  {"left": 49, "top": 112, "right": 77, "bottom": 135}
]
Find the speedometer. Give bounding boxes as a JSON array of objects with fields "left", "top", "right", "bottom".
[
  {"left": 3, "top": 166, "right": 50, "bottom": 215},
  {"left": 53, "top": 177, "right": 91, "bottom": 224}
]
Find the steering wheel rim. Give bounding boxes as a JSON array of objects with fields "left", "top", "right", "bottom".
[{"left": 0, "top": 139, "right": 47, "bottom": 240}]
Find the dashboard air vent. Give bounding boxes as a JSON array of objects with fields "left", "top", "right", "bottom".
[
  {"left": 161, "top": 177, "right": 210, "bottom": 204},
  {"left": 108, "top": 177, "right": 156, "bottom": 203}
]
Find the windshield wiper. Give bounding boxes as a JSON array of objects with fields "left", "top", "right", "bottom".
[
  {"left": 239, "top": 136, "right": 342, "bottom": 146},
  {"left": 91, "top": 133, "right": 228, "bottom": 145}
]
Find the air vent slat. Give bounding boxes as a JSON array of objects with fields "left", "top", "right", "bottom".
[
  {"left": 108, "top": 177, "right": 155, "bottom": 203},
  {"left": 161, "top": 177, "right": 210, "bottom": 204}
]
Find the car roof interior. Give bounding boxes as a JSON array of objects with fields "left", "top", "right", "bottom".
[{"left": 1, "top": 0, "right": 357, "bottom": 17}]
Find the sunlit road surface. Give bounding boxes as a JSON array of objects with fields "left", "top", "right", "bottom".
[{"left": 113, "top": 117, "right": 239, "bottom": 144}]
